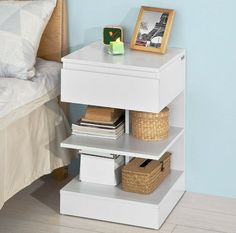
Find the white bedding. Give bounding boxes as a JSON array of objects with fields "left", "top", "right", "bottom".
[
  {"left": 0, "top": 58, "right": 62, "bottom": 119},
  {"left": 0, "top": 99, "right": 73, "bottom": 210},
  {"left": 0, "top": 58, "right": 73, "bottom": 210}
]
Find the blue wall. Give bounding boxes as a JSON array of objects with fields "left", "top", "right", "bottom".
[{"left": 67, "top": 0, "right": 236, "bottom": 198}]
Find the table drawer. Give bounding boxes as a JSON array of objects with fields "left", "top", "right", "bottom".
[{"left": 61, "top": 69, "right": 160, "bottom": 112}]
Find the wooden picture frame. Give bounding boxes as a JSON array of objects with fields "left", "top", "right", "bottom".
[{"left": 130, "top": 6, "right": 175, "bottom": 54}]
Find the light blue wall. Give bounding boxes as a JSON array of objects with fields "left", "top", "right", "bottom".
[{"left": 67, "top": 0, "right": 236, "bottom": 198}]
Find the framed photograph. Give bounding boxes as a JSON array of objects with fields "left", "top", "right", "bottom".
[{"left": 130, "top": 6, "right": 175, "bottom": 54}]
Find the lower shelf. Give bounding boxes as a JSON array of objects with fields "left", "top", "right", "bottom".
[{"left": 60, "top": 170, "right": 185, "bottom": 229}]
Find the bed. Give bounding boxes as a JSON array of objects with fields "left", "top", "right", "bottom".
[{"left": 0, "top": 0, "right": 72, "bottom": 209}]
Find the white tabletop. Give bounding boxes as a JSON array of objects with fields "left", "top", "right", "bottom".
[{"left": 62, "top": 41, "right": 185, "bottom": 72}]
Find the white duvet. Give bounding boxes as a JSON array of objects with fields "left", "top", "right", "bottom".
[
  {"left": 0, "top": 58, "right": 73, "bottom": 210},
  {"left": 0, "top": 58, "right": 62, "bottom": 119}
]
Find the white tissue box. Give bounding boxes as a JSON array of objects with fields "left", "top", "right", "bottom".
[{"left": 80, "top": 153, "right": 125, "bottom": 186}]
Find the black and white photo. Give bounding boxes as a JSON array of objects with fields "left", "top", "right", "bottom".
[{"left": 130, "top": 6, "right": 175, "bottom": 54}]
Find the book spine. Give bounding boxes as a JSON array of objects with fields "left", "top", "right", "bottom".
[
  {"left": 72, "top": 127, "right": 124, "bottom": 135},
  {"left": 72, "top": 132, "right": 119, "bottom": 140}
]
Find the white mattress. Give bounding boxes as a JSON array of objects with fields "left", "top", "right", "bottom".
[{"left": 0, "top": 58, "right": 62, "bottom": 119}]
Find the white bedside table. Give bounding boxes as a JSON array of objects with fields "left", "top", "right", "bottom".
[{"left": 60, "top": 41, "right": 186, "bottom": 230}]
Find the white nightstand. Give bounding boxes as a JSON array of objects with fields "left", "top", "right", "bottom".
[{"left": 60, "top": 41, "right": 186, "bottom": 230}]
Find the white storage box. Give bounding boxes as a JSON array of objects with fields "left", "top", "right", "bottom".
[{"left": 80, "top": 153, "right": 125, "bottom": 186}]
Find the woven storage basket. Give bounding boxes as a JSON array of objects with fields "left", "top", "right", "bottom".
[
  {"left": 131, "top": 107, "right": 169, "bottom": 141},
  {"left": 122, "top": 152, "right": 171, "bottom": 194}
]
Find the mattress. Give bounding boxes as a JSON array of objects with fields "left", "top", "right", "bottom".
[{"left": 0, "top": 58, "right": 62, "bottom": 120}]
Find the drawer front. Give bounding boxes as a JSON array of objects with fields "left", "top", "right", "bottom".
[{"left": 61, "top": 69, "right": 160, "bottom": 112}]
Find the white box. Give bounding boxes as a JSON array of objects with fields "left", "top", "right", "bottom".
[{"left": 80, "top": 153, "right": 124, "bottom": 186}]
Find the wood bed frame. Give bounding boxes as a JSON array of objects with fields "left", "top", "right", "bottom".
[
  {"left": 38, "top": 0, "right": 68, "bottom": 62},
  {"left": 38, "top": 0, "right": 70, "bottom": 180}
]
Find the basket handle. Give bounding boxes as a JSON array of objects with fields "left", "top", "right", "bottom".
[
  {"left": 140, "top": 159, "right": 152, "bottom": 168},
  {"left": 160, "top": 161, "right": 165, "bottom": 172}
]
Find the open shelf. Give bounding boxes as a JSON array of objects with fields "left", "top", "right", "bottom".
[
  {"left": 61, "top": 126, "right": 184, "bottom": 160},
  {"left": 61, "top": 170, "right": 183, "bottom": 205},
  {"left": 60, "top": 170, "right": 185, "bottom": 229}
]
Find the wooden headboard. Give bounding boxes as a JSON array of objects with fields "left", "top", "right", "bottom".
[
  {"left": 38, "top": 0, "right": 68, "bottom": 62},
  {"left": 38, "top": 0, "right": 69, "bottom": 116}
]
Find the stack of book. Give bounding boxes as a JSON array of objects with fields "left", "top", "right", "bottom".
[{"left": 72, "top": 106, "right": 125, "bottom": 139}]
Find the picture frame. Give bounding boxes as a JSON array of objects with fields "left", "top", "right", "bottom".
[{"left": 130, "top": 6, "right": 175, "bottom": 54}]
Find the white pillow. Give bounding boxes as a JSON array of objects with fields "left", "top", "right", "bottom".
[{"left": 0, "top": 1, "right": 56, "bottom": 79}]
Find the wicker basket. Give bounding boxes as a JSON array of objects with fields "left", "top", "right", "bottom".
[
  {"left": 122, "top": 152, "right": 171, "bottom": 194},
  {"left": 131, "top": 107, "right": 169, "bottom": 141}
]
